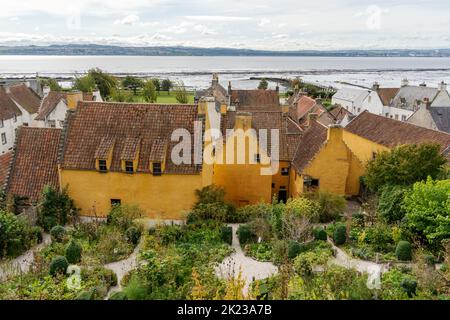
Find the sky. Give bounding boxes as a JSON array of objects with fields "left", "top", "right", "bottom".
[{"left": 0, "top": 0, "right": 449, "bottom": 50}]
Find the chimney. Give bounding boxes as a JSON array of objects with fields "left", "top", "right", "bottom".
[
  {"left": 212, "top": 73, "right": 219, "bottom": 87},
  {"left": 423, "top": 97, "right": 431, "bottom": 109},
  {"left": 228, "top": 81, "right": 232, "bottom": 95},
  {"left": 276, "top": 84, "right": 279, "bottom": 93},
  {"left": 66, "top": 91, "right": 83, "bottom": 109},
  {"left": 234, "top": 112, "right": 252, "bottom": 131},
  {"left": 439, "top": 81, "right": 447, "bottom": 91},
  {"left": 372, "top": 82, "right": 380, "bottom": 91},
  {"left": 43, "top": 86, "right": 51, "bottom": 97},
  {"left": 220, "top": 103, "right": 227, "bottom": 115},
  {"left": 327, "top": 124, "right": 344, "bottom": 142},
  {"left": 401, "top": 79, "right": 409, "bottom": 87}
]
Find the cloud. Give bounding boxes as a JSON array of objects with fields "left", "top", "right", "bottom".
[
  {"left": 185, "top": 15, "right": 253, "bottom": 22},
  {"left": 114, "top": 14, "right": 140, "bottom": 26},
  {"left": 258, "top": 18, "right": 271, "bottom": 27}
]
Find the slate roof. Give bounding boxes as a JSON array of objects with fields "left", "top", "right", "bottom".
[
  {"left": 333, "top": 88, "right": 370, "bottom": 105},
  {"left": 292, "top": 120, "right": 328, "bottom": 172},
  {"left": 0, "top": 152, "right": 12, "bottom": 189},
  {"left": 220, "top": 110, "right": 302, "bottom": 161},
  {"left": 346, "top": 111, "right": 450, "bottom": 160},
  {"left": 4, "top": 127, "right": 61, "bottom": 202},
  {"left": 60, "top": 102, "right": 201, "bottom": 174},
  {"left": 376, "top": 88, "right": 399, "bottom": 106},
  {"left": 391, "top": 86, "right": 439, "bottom": 110},
  {"left": 0, "top": 87, "right": 22, "bottom": 121},
  {"left": 7, "top": 84, "right": 41, "bottom": 114},
  {"left": 429, "top": 107, "right": 450, "bottom": 133}
]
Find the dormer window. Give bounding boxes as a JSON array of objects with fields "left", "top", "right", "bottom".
[
  {"left": 98, "top": 159, "right": 108, "bottom": 172},
  {"left": 152, "top": 162, "right": 162, "bottom": 176},
  {"left": 125, "top": 161, "right": 134, "bottom": 174}
]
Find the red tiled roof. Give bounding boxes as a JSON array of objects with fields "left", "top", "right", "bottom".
[
  {"left": 5, "top": 127, "right": 61, "bottom": 202},
  {"left": 329, "top": 105, "right": 353, "bottom": 122},
  {"left": 292, "top": 120, "right": 328, "bottom": 172},
  {"left": 7, "top": 84, "right": 41, "bottom": 114},
  {"left": 297, "top": 96, "right": 317, "bottom": 119},
  {"left": 0, "top": 87, "right": 22, "bottom": 121},
  {"left": 230, "top": 89, "right": 280, "bottom": 109},
  {"left": 0, "top": 152, "right": 12, "bottom": 188},
  {"left": 346, "top": 111, "right": 450, "bottom": 160},
  {"left": 376, "top": 88, "right": 399, "bottom": 106},
  {"left": 60, "top": 102, "right": 201, "bottom": 174}
]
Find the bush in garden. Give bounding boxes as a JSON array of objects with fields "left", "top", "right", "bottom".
[
  {"left": 352, "top": 213, "right": 365, "bottom": 227},
  {"left": 284, "top": 197, "right": 320, "bottom": 221},
  {"left": 220, "top": 226, "right": 233, "bottom": 245},
  {"left": 187, "top": 202, "right": 229, "bottom": 223},
  {"left": 304, "top": 191, "right": 346, "bottom": 223},
  {"left": 0, "top": 210, "right": 29, "bottom": 258},
  {"left": 237, "top": 224, "right": 257, "bottom": 245},
  {"left": 396, "top": 241, "right": 412, "bottom": 261},
  {"left": 38, "top": 186, "right": 77, "bottom": 231},
  {"left": 378, "top": 184, "right": 409, "bottom": 223},
  {"left": 333, "top": 225, "right": 347, "bottom": 246},
  {"left": 125, "top": 226, "right": 142, "bottom": 245},
  {"left": 194, "top": 185, "right": 225, "bottom": 205},
  {"left": 109, "top": 291, "right": 128, "bottom": 300},
  {"left": 49, "top": 256, "right": 69, "bottom": 276},
  {"left": 65, "top": 240, "right": 82, "bottom": 264},
  {"left": 107, "top": 204, "right": 144, "bottom": 231},
  {"left": 50, "top": 225, "right": 66, "bottom": 243},
  {"left": 288, "top": 241, "right": 304, "bottom": 259},
  {"left": 363, "top": 223, "right": 394, "bottom": 252},
  {"left": 271, "top": 240, "right": 289, "bottom": 265},
  {"left": 75, "top": 289, "right": 97, "bottom": 300},
  {"left": 313, "top": 227, "right": 328, "bottom": 241},
  {"left": 233, "top": 203, "right": 272, "bottom": 223},
  {"left": 29, "top": 226, "right": 43, "bottom": 244},
  {"left": 400, "top": 279, "right": 417, "bottom": 298}
]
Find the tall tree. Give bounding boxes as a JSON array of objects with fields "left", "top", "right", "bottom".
[
  {"left": 174, "top": 81, "right": 189, "bottom": 104},
  {"left": 152, "top": 78, "right": 161, "bottom": 92},
  {"left": 122, "top": 76, "right": 143, "bottom": 95},
  {"left": 73, "top": 74, "right": 96, "bottom": 93},
  {"left": 258, "top": 78, "right": 268, "bottom": 90},
  {"left": 86, "top": 68, "right": 118, "bottom": 98},
  {"left": 142, "top": 80, "right": 157, "bottom": 103},
  {"left": 42, "top": 78, "right": 62, "bottom": 91},
  {"left": 161, "top": 79, "right": 173, "bottom": 93}
]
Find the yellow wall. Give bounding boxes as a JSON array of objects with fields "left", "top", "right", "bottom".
[
  {"left": 272, "top": 161, "right": 291, "bottom": 200},
  {"left": 60, "top": 169, "right": 203, "bottom": 219},
  {"left": 342, "top": 130, "right": 390, "bottom": 163}
]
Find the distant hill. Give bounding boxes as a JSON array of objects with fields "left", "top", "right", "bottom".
[{"left": 0, "top": 44, "right": 450, "bottom": 57}]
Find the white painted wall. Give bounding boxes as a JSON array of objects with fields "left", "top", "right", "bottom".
[
  {"left": 32, "top": 100, "right": 68, "bottom": 128},
  {"left": 382, "top": 105, "right": 414, "bottom": 121},
  {"left": 0, "top": 115, "right": 23, "bottom": 155}
]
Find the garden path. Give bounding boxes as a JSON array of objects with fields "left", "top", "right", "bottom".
[
  {"left": 0, "top": 233, "right": 51, "bottom": 280},
  {"left": 215, "top": 224, "right": 278, "bottom": 296}
]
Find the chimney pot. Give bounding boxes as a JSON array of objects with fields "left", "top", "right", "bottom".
[{"left": 401, "top": 79, "right": 409, "bottom": 87}]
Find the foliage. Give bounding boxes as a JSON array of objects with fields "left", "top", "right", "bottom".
[
  {"left": 284, "top": 198, "right": 320, "bottom": 221},
  {"left": 313, "top": 227, "right": 328, "bottom": 241},
  {"left": 109, "top": 291, "right": 128, "bottom": 300},
  {"left": 237, "top": 224, "right": 257, "bottom": 245},
  {"left": 151, "top": 78, "right": 160, "bottom": 91},
  {"left": 38, "top": 186, "right": 77, "bottom": 232},
  {"left": 41, "top": 78, "right": 62, "bottom": 91},
  {"left": 220, "top": 226, "right": 233, "bottom": 245},
  {"left": 377, "top": 185, "right": 409, "bottom": 223},
  {"left": 65, "top": 240, "right": 82, "bottom": 264},
  {"left": 364, "top": 143, "right": 446, "bottom": 192},
  {"left": 188, "top": 202, "right": 229, "bottom": 224},
  {"left": 396, "top": 241, "right": 412, "bottom": 261},
  {"left": 125, "top": 226, "right": 142, "bottom": 246},
  {"left": 107, "top": 204, "right": 143, "bottom": 231},
  {"left": 109, "top": 88, "right": 134, "bottom": 102},
  {"left": 174, "top": 81, "right": 189, "bottom": 104},
  {"left": 303, "top": 191, "right": 346, "bottom": 223},
  {"left": 73, "top": 74, "right": 96, "bottom": 93},
  {"left": 194, "top": 185, "right": 225, "bottom": 205},
  {"left": 402, "top": 178, "right": 450, "bottom": 248},
  {"left": 161, "top": 79, "right": 173, "bottom": 92},
  {"left": 234, "top": 203, "right": 272, "bottom": 223},
  {"left": 86, "top": 68, "right": 118, "bottom": 98},
  {"left": 333, "top": 225, "right": 347, "bottom": 246},
  {"left": 94, "top": 226, "right": 134, "bottom": 264},
  {"left": 271, "top": 239, "right": 289, "bottom": 265},
  {"left": 361, "top": 223, "right": 394, "bottom": 252},
  {"left": 245, "top": 242, "right": 273, "bottom": 262},
  {"left": 142, "top": 80, "right": 157, "bottom": 102},
  {"left": 380, "top": 267, "right": 417, "bottom": 300},
  {"left": 0, "top": 210, "right": 40, "bottom": 258},
  {"left": 122, "top": 76, "right": 143, "bottom": 94},
  {"left": 293, "top": 241, "right": 333, "bottom": 276},
  {"left": 287, "top": 241, "right": 303, "bottom": 259},
  {"left": 258, "top": 78, "right": 268, "bottom": 90},
  {"left": 50, "top": 225, "right": 66, "bottom": 243},
  {"left": 49, "top": 256, "right": 69, "bottom": 276}
]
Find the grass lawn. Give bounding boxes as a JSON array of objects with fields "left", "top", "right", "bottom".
[{"left": 132, "top": 91, "right": 195, "bottom": 104}]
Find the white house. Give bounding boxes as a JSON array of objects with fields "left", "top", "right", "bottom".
[
  {"left": 332, "top": 87, "right": 383, "bottom": 115},
  {"left": 6, "top": 84, "right": 41, "bottom": 125},
  {"left": 0, "top": 87, "right": 23, "bottom": 155}
]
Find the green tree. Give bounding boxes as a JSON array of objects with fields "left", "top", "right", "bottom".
[
  {"left": 364, "top": 143, "right": 446, "bottom": 192},
  {"left": 109, "top": 88, "right": 134, "bottom": 102},
  {"left": 258, "top": 78, "right": 268, "bottom": 90},
  {"left": 142, "top": 80, "right": 157, "bottom": 103},
  {"left": 402, "top": 178, "right": 450, "bottom": 247},
  {"left": 151, "top": 78, "right": 161, "bottom": 92},
  {"left": 377, "top": 185, "right": 409, "bottom": 223},
  {"left": 73, "top": 74, "right": 96, "bottom": 93},
  {"left": 38, "top": 186, "right": 78, "bottom": 232},
  {"left": 122, "top": 76, "right": 143, "bottom": 95},
  {"left": 161, "top": 79, "right": 172, "bottom": 93},
  {"left": 87, "top": 68, "right": 118, "bottom": 98},
  {"left": 42, "top": 78, "right": 62, "bottom": 91},
  {"left": 174, "top": 81, "right": 189, "bottom": 104}
]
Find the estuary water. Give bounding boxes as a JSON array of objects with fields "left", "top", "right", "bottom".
[{"left": 1, "top": 55, "right": 450, "bottom": 90}]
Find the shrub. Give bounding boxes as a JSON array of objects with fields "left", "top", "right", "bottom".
[
  {"left": 95, "top": 226, "right": 133, "bottom": 263},
  {"left": 49, "top": 256, "right": 69, "bottom": 276},
  {"left": 363, "top": 223, "right": 394, "bottom": 252},
  {"left": 194, "top": 185, "right": 225, "bottom": 205},
  {"left": 109, "top": 291, "right": 128, "bottom": 300},
  {"left": 237, "top": 224, "right": 257, "bottom": 245},
  {"left": 65, "top": 240, "right": 82, "bottom": 264},
  {"left": 187, "top": 202, "right": 230, "bottom": 223},
  {"left": 220, "top": 226, "right": 233, "bottom": 245},
  {"left": 107, "top": 204, "right": 143, "bottom": 231},
  {"left": 396, "top": 241, "right": 412, "bottom": 261},
  {"left": 288, "top": 241, "right": 303, "bottom": 259},
  {"left": 50, "top": 225, "right": 66, "bottom": 243},
  {"left": 352, "top": 213, "right": 365, "bottom": 227},
  {"left": 38, "top": 186, "right": 77, "bottom": 231},
  {"left": 378, "top": 185, "right": 409, "bottom": 223},
  {"left": 0, "top": 210, "right": 30, "bottom": 258},
  {"left": 271, "top": 240, "right": 289, "bottom": 265},
  {"left": 233, "top": 203, "right": 272, "bottom": 223},
  {"left": 333, "top": 225, "right": 347, "bottom": 246},
  {"left": 75, "top": 289, "right": 96, "bottom": 300},
  {"left": 284, "top": 198, "right": 320, "bottom": 221},
  {"left": 313, "top": 227, "right": 328, "bottom": 241},
  {"left": 125, "top": 226, "right": 141, "bottom": 246},
  {"left": 30, "top": 226, "right": 43, "bottom": 244},
  {"left": 304, "top": 191, "right": 346, "bottom": 223},
  {"left": 400, "top": 279, "right": 417, "bottom": 298}
]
